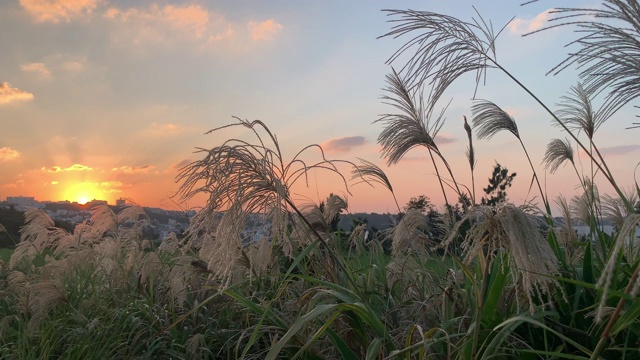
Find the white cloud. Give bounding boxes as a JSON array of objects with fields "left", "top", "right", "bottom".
[
  {"left": 508, "top": 10, "right": 552, "bottom": 35},
  {"left": 0, "top": 147, "right": 21, "bottom": 161},
  {"left": 248, "top": 19, "right": 283, "bottom": 42},
  {"left": 0, "top": 82, "right": 34, "bottom": 105},
  {"left": 20, "top": 0, "right": 99, "bottom": 23},
  {"left": 21, "top": 62, "right": 52, "bottom": 78}
]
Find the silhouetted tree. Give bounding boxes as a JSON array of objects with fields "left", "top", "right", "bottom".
[{"left": 481, "top": 162, "right": 516, "bottom": 206}]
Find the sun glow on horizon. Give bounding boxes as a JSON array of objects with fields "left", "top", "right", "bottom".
[{"left": 62, "top": 182, "right": 103, "bottom": 205}]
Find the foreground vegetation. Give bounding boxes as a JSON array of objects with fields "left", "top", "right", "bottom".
[{"left": 2, "top": 1, "right": 640, "bottom": 358}]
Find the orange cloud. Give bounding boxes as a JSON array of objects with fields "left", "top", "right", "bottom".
[
  {"left": 508, "top": 10, "right": 552, "bottom": 35},
  {"left": 97, "top": 180, "right": 126, "bottom": 193},
  {"left": 20, "top": 0, "right": 99, "bottom": 23},
  {"left": 105, "top": 4, "right": 233, "bottom": 44},
  {"left": 112, "top": 165, "right": 154, "bottom": 174},
  {"left": 248, "top": 19, "right": 283, "bottom": 41},
  {"left": 21, "top": 62, "right": 52, "bottom": 78},
  {"left": 0, "top": 82, "right": 34, "bottom": 105},
  {"left": 0, "top": 147, "right": 21, "bottom": 161},
  {"left": 42, "top": 163, "right": 93, "bottom": 172}
]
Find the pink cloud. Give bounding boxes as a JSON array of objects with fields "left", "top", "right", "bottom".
[
  {"left": 507, "top": 10, "right": 552, "bottom": 35},
  {"left": 0, "top": 82, "right": 34, "bottom": 105},
  {"left": 322, "top": 136, "right": 367, "bottom": 153},
  {"left": 21, "top": 62, "right": 52, "bottom": 78},
  {"left": 434, "top": 133, "right": 456, "bottom": 145},
  {"left": 20, "top": 0, "right": 99, "bottom": 23},
  {"left": 248, "top": 19, "right": 283, "bottom": 41}
]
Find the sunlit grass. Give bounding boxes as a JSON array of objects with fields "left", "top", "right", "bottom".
[{"left": 1, "top": 1, "right": 640, "bottom": 358}]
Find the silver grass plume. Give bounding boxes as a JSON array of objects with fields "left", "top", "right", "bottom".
[
  {"left": 596, "top": 213, "right": 640, "bottom": 322},
  {"left": 245, "top": 236, "right": 276, "bottom": 276},
  {"left": 177, "top": 118, "right": 351, "bottom": 272},
  {"left": 324, "top": 194, "right": 347, "bottom": 226},
  {"left": 472, "top": 100, "right": 519, "bottom": 140},
  {"left": 443, "top": 204, "right": 560, "bottom": 312},
  {"left": 543, "top": 138, "right": 574, "bottom": 174},
  {"left": 556, "top": 83, "right": 609, "bottom": 140},
  {"left": 198, "top": 203, "right": 246, "bottom": 287},
  {"left": 27, "top": 278, "right": 68, "bottom": 332},
  {"left": 158, "top": 232, "right": 180, "bottom": 254},
  {"left": 498, "top": 205, "right": 560, "bottom": 312},
  {"left": 602, "top": 189, "right": 639, "bottom": 230},
  {"left": 349, "top": 224, "right": 367, "bottom": 254},
  {"left": 554, "top": 196, "right": 580, "bottom": 263},
  {"left": 532, "top": 1, "right": 640, "bottom": 122},
  {"left": 571, "top": 178, "right": 600, "bottom": 226},
  {"left": 389, "top": 209, "right": 430, "bottom": 257},
  {"left": 351, "top": 157, "right": 401, "bottom": 212},
  {"left": 375, "top": 69, "right": 447, "bottom": 166},
  {"left": 10, "top": 208, "right": 55, "bottom": 269},
  {"left": 380, "top": 9, "right": 505, "bottom": 110}
]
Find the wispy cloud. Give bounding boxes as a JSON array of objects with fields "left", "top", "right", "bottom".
[
  {"left": 148, "top": 122, "right": 182, "bottom": 136},
  {"left": 112, "top": 165, "right": 155, "bottom": 174},
  {"left": 249, "top": 19, "right": 283, "bottom": 41},
  {"left": 42, "top": 163, "right": 93, "bottom": 172},
  {"left": 322, "top": 136, "right": 367, "bottom": 153},
  {"left": 1, "top": 179, "right": 25, "bottom": 189},
  {"left": 0, "top": 82, "right": 34, "bottom": 105},
  {"left": 507, "top": 10, "right": 552, "bottom": 35},
  {"left": 0, "top": 147, "right": 21, "bottom": 161},
  {"left": 434, "top": 133, "right": 456, "bottom": 145},
  {"left": 21, "top": 62, "right": 52, "bottom": 78},
  {"left": 20, "top": 0, "right": 99, "bottom": 23},
  {"left": 580, "top": 144, "right": 640, "bottom": 157}
]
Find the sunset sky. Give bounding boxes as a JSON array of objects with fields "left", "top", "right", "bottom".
[{"left": 1, "top": 0, "right": 638, "bottom": 214}]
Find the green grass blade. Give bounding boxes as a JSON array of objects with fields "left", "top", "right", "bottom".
[{"left": 366, "top": 338, "right": 383, "bottom": 360}]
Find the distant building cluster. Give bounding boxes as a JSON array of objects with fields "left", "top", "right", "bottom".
[{"left": 0, "top": 196, "right": 196, "bottom": 241}]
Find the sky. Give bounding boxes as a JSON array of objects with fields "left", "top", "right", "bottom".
[{"left": 1, "top": 0, "right": 638, "bottom": 214}]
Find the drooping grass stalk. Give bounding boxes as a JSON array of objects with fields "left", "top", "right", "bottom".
[
  {"left": 376, "top": 69, "right": 465, "bottom": 209},
  {"left": 472, "top": 99, "right": 548, "bottom": 209},
  {"left": 490, "top": 61, "right": 633, "bottom": 213},
  {"left": 427, "top": 147, "right": 450, "bottom": 207},
  {"left": 351, "top": 158, "right": 402, "bottom": 213},
  {"left": 379, "top": 7, "right": 634, "bottom": 213}
]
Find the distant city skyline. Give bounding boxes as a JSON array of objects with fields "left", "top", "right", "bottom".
[{"left": 1, "top": 1, "right": 638, "bottom": 215}]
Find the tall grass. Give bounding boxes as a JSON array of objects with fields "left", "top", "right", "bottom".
[{"left": 1, "top": 1, "right": 640, "bottom": 359}]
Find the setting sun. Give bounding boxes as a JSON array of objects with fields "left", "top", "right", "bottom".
[{"left": 62, "top": 182, "right": 102, "bottom": 205}]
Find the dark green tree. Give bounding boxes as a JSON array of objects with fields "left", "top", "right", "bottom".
[
  {"left": 481, "top": 162, "right": 516, "bottom": 206},
  {"left": 404, "top": 195, "right": 432, "bottom": 214}
]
